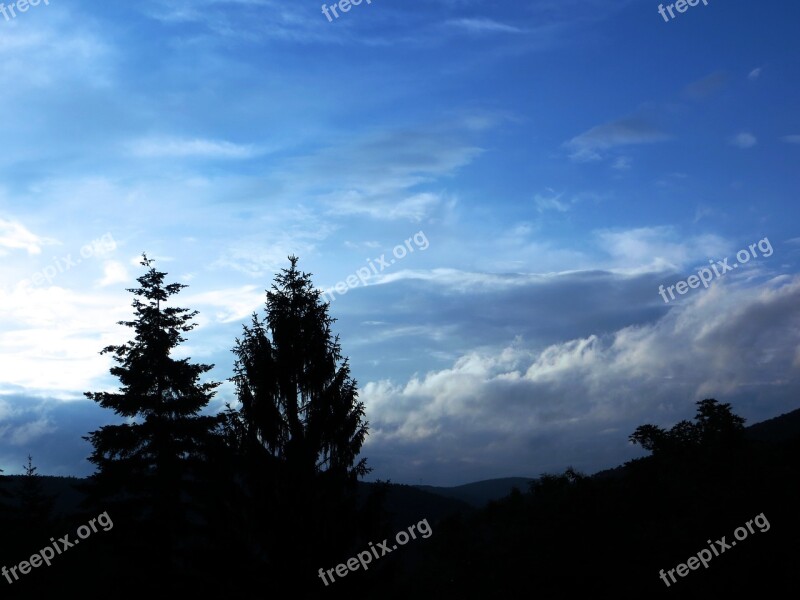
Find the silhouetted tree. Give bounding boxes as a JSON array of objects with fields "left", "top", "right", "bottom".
[
  {"left": 83, "top": 254, "right": 221, "bottom": 588},
  {"left": 629, "top": 399, "right": 745, "bottom": 458},
  {"left": 530, "top": 466, "right": 586, "bottom": 498},
  {"left": 694, "top": 398, "right": 746, "bottom": 448},
  {"left": 228, "top": 255, "right": 370, "bottom": 585},
  {"left": 18, "top": 455, "right": 53, "bottom": 529},
  {"left": 628, "top": 423, "right": 670, "bottom": 454}
]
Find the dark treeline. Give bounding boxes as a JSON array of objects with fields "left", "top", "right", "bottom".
[
  {"left": 1, "top": 256, "right": 798, "bottom": 598},
  {"left": 1, "top": 255, "right": 386, "bottom": 598},
  {"left": 386, "top": 400, "right": 800, "bottom": 597}
]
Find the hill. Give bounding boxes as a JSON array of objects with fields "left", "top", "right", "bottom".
[
  {"left": 415, "top": 476, "right": 534, "bottom": 508},
  {"left": 745, "top": 406, "right": 800, "bottom": 443}
]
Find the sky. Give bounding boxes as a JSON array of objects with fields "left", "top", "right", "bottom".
[{"left": 1, "top": 0, "right": 799, "bottom": 486}]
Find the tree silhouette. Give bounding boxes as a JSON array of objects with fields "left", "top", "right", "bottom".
[
  {"left": 231, "top": 256, "right": 369, "bottom": 480},
  {"left": 83, "top": 254, "right": 221, "bottom": 586},
  {"left": 629, "top": 398, "right": 746, "bottom": 458},
  {"left": 228, "top": 255, "right": 370, "bottom": 584},
  {"left": 18, "top": 454, "right": 53, "bottom": 530}
]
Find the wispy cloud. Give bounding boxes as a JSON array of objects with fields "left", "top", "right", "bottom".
[
  {"left": 534, "top": 191, "right": 570, "bottom": 213},
  {"left": 445, "top": 18, "right": 524, "bottom": 34},
  {"left": 281, "top": 119, "right": 486, "bottom": 221},
  {"left": 682, "top": 71, "right": 728, "bottom": 99},
  {"left": 612, "top": 156, "right": 632, "bottom": 171},
  {"left": 330, "top": 192, "right": 449, "bottom": 222},
  {"left": 565, "top": 117, "right": 669, "bottom": 162},
  {"left": 127, "top": 136, "right": 263, "bottom": 159},
  {"left": 0, "top": 218, "right": 57, "bottom": 256},
  {"left": 730, "top": 132, "right": 757, "bottom": 149},
  {"left": 597, "top": 226, "right": 730, "bottom": 274}
]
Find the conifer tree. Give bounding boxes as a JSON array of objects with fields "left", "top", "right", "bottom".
[
  {"left": 84, "top": 254, "right": 220, "bottom": 580},
  {"left": 229, "top": 255, "right": 370, "bottom": 581},
  {"left": 18, "top": 454, "right": 53, "bottom": 529}
]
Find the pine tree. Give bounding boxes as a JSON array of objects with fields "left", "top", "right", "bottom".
[
  {"left": 229, "top": 255, "right": 370, "bottom": 581},
  {"left": 18, "top": 454, "right": 53, "bottom": 529},
  {"left": 83, "top": 254, "right": 221, "bottom": 582}
]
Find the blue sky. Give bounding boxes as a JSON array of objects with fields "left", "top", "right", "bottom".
[{"left": 1, "top": 0, "right": 799, "bottom": 485}]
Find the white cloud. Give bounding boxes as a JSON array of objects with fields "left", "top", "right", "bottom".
[
  {"left": 730, "top": 132, "right": 757, "bottom": 149},
  {"left": 127, "top": 136, "right": 263, "bottom": 159},
  {"left": 0, "top": 218, "right": 57, "bottom": 256},
  {"left": 329, "top": 191, "right": 446, "bottom": 222},
  {"left": 596, "top": 227, "right": 730, "bottom": 274},
  {"left": 362, "top": 276, "right": 800, "bottom": 483},
  {"left": 782, "top": 135, "right": 800, "bottom": 144},
  {"left": 445, "top": 18, "right": 524, "bottom": 34},
  {"left": 184, "top": 285, "right": 264, "bottom": 324},
  {"left": 612, "top": 156, "right": 632, "bottom": 170},
  {"left": 97, "top": 261, "right": 130, "bottom": 287},
  {"left": 0, "top": 282, "right": 129, "bottom": 396},
  {"left": 748, "top": 67, "right": 762, "bottom": 81},
  {"left": 535, "top": 191, "right": 570, "bottom": 213}
]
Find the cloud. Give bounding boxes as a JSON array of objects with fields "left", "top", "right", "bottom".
[
  {"left": 0, "top": 218, "right": 57, "bottom": 256},
  {"left": 97, "top": 261, "right": 130, "bottom": 287},
  {"left": 445, "top": 18, "right": 524, "bottom": 34},
  {"left": 682, "top": 72, "right": 728, "bottom": 99},
  {"left": 282, "top": 120, "right": 486, "bottom": 221},
  {"left": 294, "top": 124, "right": 484, "bottom": 195},
  {"left": 534, "top": 191, "right": 570, "bottom": 213},
  {"left": 0, "top": 282, "right": 129, "bottom": 396},
  {"left": 1, "top": 417, "right": 56, "bottom": 446},
  {"left": 693, "top": 205, "right": 714, "bottom": 224},
  {"left": 565, "top": 117, "right": 669, "bottom": 162},
  {"left": 127, "top": 136, "right": 263, "bottom": 159},
  {"left": 141, "top": 0, "right": 331, "bottom": 44},
  {"left": 782, "top": 135, "right": 800, "bottom": 144},
  {"left": 330, "top": 192, "right": 448, "bottom": 222},
  {"left": 0, "top": 396, "right": 116, "bottom": 476},
  {"left": 748, "top": 67, "right": 762, "bottom": 81},
  {"left": 361, "top": 276, "right": 800, "bottom": 484},
  {"left": 183, "top": 285, "right": 264, "bottom": 324},
  {"left": 730, "top": 132, "right": 757, "bottom": 149},
  {"left": 596, "top": 226, "right": 730, "bottom": 274},
  {"left": 612, "top": 156, "right": 632, "bottom": 170},
  {"left": 212, "top": 215, "right": 333, "bottom": 278}
]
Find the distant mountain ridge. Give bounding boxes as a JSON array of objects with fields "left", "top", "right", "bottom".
[
  {"left": 4, "top": 406, "right": 799, "bottom": 518},
  {"left": 412, "top": 405, "right": 800, "bottom": 506},
  {"left": 744, "top": 406, "right": 800, "bottom": 443},
  {"left": 415, "top": 477, "right": 534, "bottom": 508}
]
